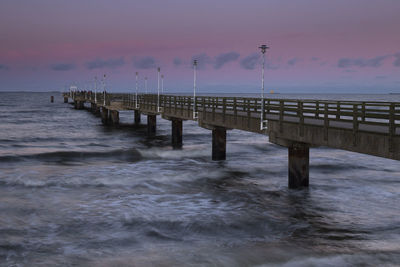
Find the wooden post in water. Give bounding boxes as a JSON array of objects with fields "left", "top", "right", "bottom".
[
  {"left": 288, "top": 142, "right": 309, "bottom": 188},
  {"left": 101, "top": 107, "right": 109, "bottom": 125},
  {"left": 110, "top": 110, "right": 119, "bottom": 126},
  {"left": 171, "top": 118, "right": 183, "bottom": 149},
  {"left": 64, "top": 96, "right": 68, "bottom": 103},
  {"left": 51, "top": 96, "right": 54, "bottom": 103},
  {"left": 212, "top": 127, "right": 226, "bottom": 161},
  {"left": 134, "top": 110, "right": 141, "bottom": 124},
  {"left": 147, "top": 115, "right": 157, "bottom": 137}
]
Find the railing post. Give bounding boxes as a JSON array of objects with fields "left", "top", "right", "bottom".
[
  {"left": 174, "top": 96, "right": 177, "bottom": 115},
  {"left": 353, "top": 104, "right": 359, "bottom": 146},
  {"left": 324, "top": 102, "right": 328, "bottom": 141},
  {"left": 315, "top": 101, "right": 319, "bottom": 118},
  {"left": 299, "top": 101, "right": 304, "bottom": 137},
  {"left": 247, "top": 98, "right": 251, "bottom": 128},
  {"left": 234, "top": 97, "right": 237, "bottom": 125},
  {"left": 389, "top": 103, "right": 395, "bottom": 153},
  {"left": 212, "top": 97, "right": 216, "bottom": 121},
  {"left": 279, "top": 100, "right": 284, "bottom": 133},
  {"left": 202, "top": 97, "right": 206, "bottom": 119},
  {"left": 222, "top": 98, "right": 226, "bottom": 123},
  {"left": 362, "top": 102, "right": 366, "bottom": 122},
  {"left": 336, "top": 101, "right": 340, "bottom": 120}
]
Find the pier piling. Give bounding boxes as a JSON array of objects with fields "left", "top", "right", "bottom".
[
  {"left": 288, "top": 142, "right": 309, "bottom": 188},
  {"left": 101, "top": 107, "right": 109, "bottom": 125},
  {"left": 212, "top": 127, "right": 226, "bottom": 160},
  {"left": 134, "top": 110, "right": 141, "bottom": 124},
  {"left": 171, "top": 118, "right": 183, "bottom": 149},
  {"left": 147, "top": 115, "right": 157, "bottom": 137},
  {"left": 110, "top": 110, "right": 119, "bottom": 126}
]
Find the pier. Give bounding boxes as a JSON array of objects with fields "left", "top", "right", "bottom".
[{"left": 64, "top": 92, "right": 400, "bottom": 189}]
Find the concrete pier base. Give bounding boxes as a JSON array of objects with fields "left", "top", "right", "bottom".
[
  {"left": 288, "top": 143, "right": 309, "bottom": 188},
  {"left": 212, "top": 127, "right": 226, "bottom": 161},
  {"left": 74, "top": 101, "right": 84, "bottom": 110},
  {"left": 110, "top": 110, "right": 119, "bottom": 126},
  {"left": 134, "top": 110, "right": 141, "bottom": 124},
  {"left": 147, "top": 115, "right": 157, "bottom": 137},
  {"left": 64, "top": 97, "right": 68, "bottom": 103},
  {"left": 101, "top": 107, "right": 109, "bottom": 125},
  {"left": 171, "top": 118, "right": 183, "bottom": 149}
]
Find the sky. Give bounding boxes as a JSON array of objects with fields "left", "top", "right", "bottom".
[{"left": 0, "top": 0, "right": 399, "bottom": 93}]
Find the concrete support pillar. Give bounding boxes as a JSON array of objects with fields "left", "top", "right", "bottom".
[
  {"left": 101, "top": 107, "right": 109, "bottom": 125},
  {"left": 288, "top": 143, "right": 309, "bottom": 188},
  {"left": 74, "top": 101, "right": 84, "bottom": 110},
  {"left": 134, "top": 110, "right": 141, "bottom": 124},
  {"left": 212, "top": 127, "right": 226, "bottom": 161},
  {"left": 171, "top": 118, "right": 183, "bottom": 149},
  {"left": 110, "top": 110, "right": 119, "bottom": 126},
  {"left": 64, "top": 97, "right": 68, "bottom": 103},
  {"left": 147, "top": 115, "right": 157, "bottom": 137}
]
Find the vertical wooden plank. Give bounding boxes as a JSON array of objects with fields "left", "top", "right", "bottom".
[
  {"left": 389, "top": 103, "right": 395, "bottom": 153},
  {"left": 234, "top": 97, "right": 237, "bottom": 125},
  {"left": 353, "top": 104, "right": 359, "bottom": 146}
]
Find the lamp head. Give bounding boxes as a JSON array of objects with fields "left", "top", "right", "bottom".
[{"left": 259, "top": 44, "right": 269, "bottom": 54}]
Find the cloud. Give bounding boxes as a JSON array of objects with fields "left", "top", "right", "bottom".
[
  {"left": 86, "top": 57, "right": 125, "bottom": 70},
  {"left": 240, "top": 53, "right": 260, "bottom": 70},
  {"left": 287, "top": 57, "right": 300, "bottom": 66},
  {"left": 394, "top": 53, "right": 400, "bottom": 67},
  {"left": 375, "top": 75, "right": 387, "bottom": 79},
  {"left": 133, "top": 56, "right": 157, "bottom": 69},
  {"left": 0, "top": 64, "right": 9, "bottom": 70},
  {"left": 311, "top": 57, "right": 319, "bottom": 61},
  {"left": 50, "top": 63, "right": 76, "bottom": 71},
  {"left": 214, "top": 51, "right": 240, "bottom": 69},
  {"left": 191, "top": 53, "right": 212, "bottom": 70},
  {"left": 173, "top": 57, "right": 182, "bottom": 67},
  {"left": 338, "top": 55, "right": 389, "bottom": 68}
]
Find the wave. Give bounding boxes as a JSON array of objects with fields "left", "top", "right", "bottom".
[{"left": 0, "top": 149, "right": 142, "bottom": 164}]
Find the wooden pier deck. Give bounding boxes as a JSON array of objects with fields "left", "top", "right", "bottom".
[{"left": 64, "top": 92, "right": 400, "bottom": 188}]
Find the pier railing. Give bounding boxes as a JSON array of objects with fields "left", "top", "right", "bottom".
[{"left": 71, "top": 93, "right": 400, "bottom": 136}]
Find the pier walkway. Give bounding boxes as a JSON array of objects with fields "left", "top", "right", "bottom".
[{"left": 64, "top": 92, "right": 400, "bottom": 188}]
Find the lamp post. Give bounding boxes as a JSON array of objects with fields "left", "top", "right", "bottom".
[
  {"left": 145, "top": 77, "right": 148, "bottom": 94},
  {"left": 193, "top": 59, "right": 198, "bottom": 119},
  {"left": 135, "top": 72, "right": 139, "bottom": 108},
  {"left": 259, "top": 44, "right": 269, "bottom": 130}
]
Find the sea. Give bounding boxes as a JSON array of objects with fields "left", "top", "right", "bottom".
[{"left": 0, "top": 92, "right": 399, "bottom": 266}]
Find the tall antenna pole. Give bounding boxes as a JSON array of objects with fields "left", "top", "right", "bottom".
[
  {"left": 157, "top": 67, "right": 160, "bottom": 112},
  {"left": 259, "top": 44, "right": 269, "bottom": 130},
  {"left": 103, "top": 74, "right": 106, "bottom": 106},
  {"left": 193, "top": 59, "right": 198, "bottom": 119},
  {"left": 145, "top": 77, "right": 148, "bottom": 94},
  {"left": 94, "top": 76, "right": 98, "bottom": 103},
  {"left": 161, "top": 74, "right": 164, "bottom": 94},
  {"left": 135, "top": 71, "right": 139, "bottom": 108}
]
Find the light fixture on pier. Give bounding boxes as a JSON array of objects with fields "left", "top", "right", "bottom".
[
  {"left": 193, "top": 59, "right": 198, "bottom": 119},
  {"left": 157, "top": 67, "right": 161, "bottom": 112},
  {"left": 259, "top": 44, "right": 269, "bottom": 130},
  {"left": 135, "top": 72, "right": 139, "bottom": 109}
]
